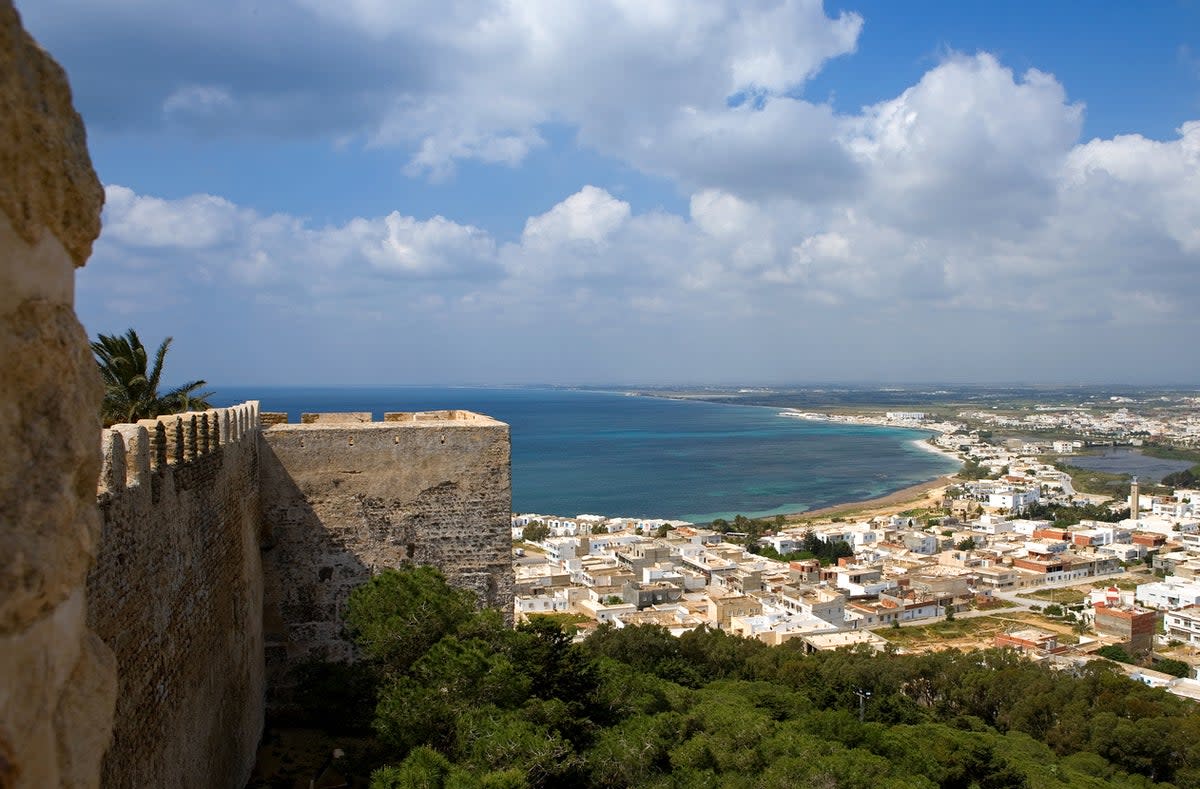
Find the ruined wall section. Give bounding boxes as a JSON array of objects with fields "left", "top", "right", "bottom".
[
  {"left": 260, "top": 411, "right": 513, "bottom": 707},
  {"left": 0, "top": 3, "right": 115, "bottom": 787},
  {"left": 88, "top": 402, "right": 264, "bottom": 789}
]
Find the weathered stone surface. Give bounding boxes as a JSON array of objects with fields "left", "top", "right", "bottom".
[
  {"left": 88, "top": 405, "right": 265, "bottom": 789},
  {"left": 0, "top": 295, "right": 101, "bottom": 633},
  {"left": 260, "top": 412, "right": 513, "bottom": 709},
  {"left": 0, "top": 4, "right": 115, "bottom": 787},
  {"left": 0, "top": 1, "right": 103, "bottom": 267}
]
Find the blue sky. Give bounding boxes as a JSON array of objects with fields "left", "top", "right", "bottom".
[{"left": 18, "top": 0, "right": 1200, "bottom": 386}]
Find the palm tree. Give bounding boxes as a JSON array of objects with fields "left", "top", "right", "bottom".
[{"left": 91, "top": 329, "right": 212, "bottom": 426}]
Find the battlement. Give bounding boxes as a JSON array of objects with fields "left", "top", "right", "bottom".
[
  {"left": 261, "top": 409, "right": 502, "bottom": 427},
  {"left": 98, "top": 401, "right": 261, "bottom": 495}
]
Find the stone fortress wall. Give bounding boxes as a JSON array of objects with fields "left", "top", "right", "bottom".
[
  {"left": 84, "top": 406, "right": 514, "bottom": 786},
  {"left": 259, "top": 410, "right": 513, "bottom": 709},
  {"left": 88, "top": 404, "right": 265, "bottom": 789},
  {"left": 0, "top": 6, "right": 515, "bottom": 786}
]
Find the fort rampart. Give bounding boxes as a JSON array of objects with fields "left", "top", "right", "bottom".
[
  {"left": 259, "top": 410, "right": 514, "bottom": 709},
  {"left": 89, "top": 403, "right": 264, "bottom": 789},
  {"left": 81, "top": 406, "right": 514, "bottom": 785},
  {"left": 1, "top": 8, "right": 514, "bottom": 785}
]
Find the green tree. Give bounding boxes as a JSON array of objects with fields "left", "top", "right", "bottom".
[
  {"left": 1153, "top": 658, "right": 1191, "bottom": 678},
  {"left": 522, "top": 520, "right": 549, "bottom": 542},
  {"left": 91, "top": 329, "right": 211, "bottom": 426},
  {"left": 346, "top": 566, "right": 477, "bottom": 674},
  {"left": 1096, "top": 645, "right": 1133, "bottom": 664},
  {"left": 957, "top": 537, "right": 977, "bottom": 551}
]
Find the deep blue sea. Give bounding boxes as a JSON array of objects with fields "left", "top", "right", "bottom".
[{"left": 211, "top": 386, "right": 959, "bottom": 523}]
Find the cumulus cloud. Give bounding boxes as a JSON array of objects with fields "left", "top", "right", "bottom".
[
  {"left": 522, "top": 186, "right": 631, "bottom": 247},
  {"left": 845, "top": 53, "right": 1084, "bottom": 236},
  {"left": 86, "top": 105, "right": 1200, "bottom": 354},
  {"left": 26, "top": 1, "right": 1196, "bottom": 381},
  {"left": 96, "top": 184, "right": 499, "bottom": 291},
  {"left": 21, "top": 0, "right": 861, "bottom": 187}
]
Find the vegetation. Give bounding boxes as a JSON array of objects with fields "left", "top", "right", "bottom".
[
  {"left": 1025, "top": 587, "right": 1088, "bottom": 605},
  {"left": 525, "top": 612, "right": 591, "bottom": 632},
  {"left": 1162, "top": 467, "right": 1200, "bottom": 489},
  {"left": 1154, "top": 659, "right": 1192, "bottom": 679},
  {"left": 1096, "top": 645, "right": 1134, "bottom": 664},
  {"left": 750, "top": 529, "right": 853, "bottom": 566},
  {"left": 710, "top": 514, "right": 787, "bottom": 545},
  {"left": 958, "top": 458, "right": 990, "bottom": 481},
  {"left": 284, "top": 566, "right": 1200, "bottom": 788},
  {"left": 521, "top": 521, "right": 550, "bottom": 543},
  {"left": 1141, "top": 445, "right": 1200, "bottom": 465},
  {"left": 91, "top": 329, "right": 211, "bottom": 426},
  {"left": 1052, "top": 461, "right": 1136, "bottom": 499},
  {"left": 1022, "top": 501, "right": 1129, "bottom": 528}
]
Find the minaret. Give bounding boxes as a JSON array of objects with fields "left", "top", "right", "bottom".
[{"left": 1130, "top": 476, "right": 1140, "bottom": 522}]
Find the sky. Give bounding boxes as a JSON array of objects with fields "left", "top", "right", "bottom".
[{"left": 18, "top": 0, "right": 1200, "bottom": 387}]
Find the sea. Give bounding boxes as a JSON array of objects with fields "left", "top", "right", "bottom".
[{"left": 210, "top": 386, "right": 960, "bottom": 523}]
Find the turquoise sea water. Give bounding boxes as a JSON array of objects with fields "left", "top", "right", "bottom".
[{"left": 211, "top": 386, "right": 959, "bottom": 522}]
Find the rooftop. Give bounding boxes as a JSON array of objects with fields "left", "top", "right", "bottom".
[{"left": 263, "top": 410, "right": 507, "bottom": 428}]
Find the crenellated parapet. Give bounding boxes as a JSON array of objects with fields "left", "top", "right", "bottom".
[
  {"left": 97, "top": 401, "right": 260, "bottom": 495},
  {"left": 87, "top": 399, "right": 513, "bottom": 779},
  {"left": 88, "top": 399, "right": 264, "bottom": 789}
]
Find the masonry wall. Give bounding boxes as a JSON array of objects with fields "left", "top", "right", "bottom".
[
  {"left": 88, "top": 403, "right": 264, "bottom": 789},
  {"left": 1094, "top": 605, "right": 1158, "bottom": 654},
  {"left": 0, "top": 3, "right": 116, "bottom": 786},
  {"left": 260, "top": 411, "right": 513, "bottom": 707}
]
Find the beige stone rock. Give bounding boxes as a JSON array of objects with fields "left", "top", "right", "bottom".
[
  {"left": 0, "top": 1, "right": 103, "bottom": 268},
  {"left": 0, "top": 293, "right": 102, "bottom": 634},
  {"left": 0, "top": 3, "right": 115, "bottom": 787}
]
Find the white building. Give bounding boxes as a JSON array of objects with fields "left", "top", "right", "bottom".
[
  {"left": 1136, "top": 576, "right": 1200, "bottom": 610},
  {"left": 976, "top": 515, "right": 1014, "bottom": 535},
  {"left": 1165, "top": 605, "right": 1200, "bottom": 645},
  {"left": 514, "top": 588, "right": 572, "bottom": 618},
  {"left": 988, "top": 488, "right": 1041, "bottom": 513}
]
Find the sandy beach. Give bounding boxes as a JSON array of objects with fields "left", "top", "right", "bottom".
[
  {"left": 782, "top": 473, "right": 958, "bottom": 523},
  {"left": 911, "top": 437, "right": 963, "bottom": 465}
]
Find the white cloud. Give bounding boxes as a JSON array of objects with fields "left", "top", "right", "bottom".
[
  {"left": 97, "top": 185, "right": 499, "bottom": 289},
  {"left": 21, "top": 0, "right": 862, "bottom": 187},
  {"left": 102, "top": 186, "right": 243, "bottom": 249},
  {"left": 30, "top": 0, "right": 1196, "bottom": 381},
  {"left": 845, "top": 53, "right": 1084, "bottom": 235},
  {"left": 522, "top": 186, "right": 631, "bottom": 247}
]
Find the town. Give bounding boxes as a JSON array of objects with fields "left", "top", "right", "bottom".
[{"left": 511, "top": 406, "right": 1200, "bottom": 702}]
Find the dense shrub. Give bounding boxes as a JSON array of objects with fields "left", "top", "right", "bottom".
[{"left": 332, "top": 567, "right": 1200, "bottom": 788}]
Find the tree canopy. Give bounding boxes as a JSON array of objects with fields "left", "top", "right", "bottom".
[
  {"left": 283, "top": 566, "right": 1200, "bottom": 788},
  {"left": 91, "top": 329, "right": 211, "bottom": 426}
]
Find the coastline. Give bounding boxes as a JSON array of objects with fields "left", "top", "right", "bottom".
[
  {"left": 786, "top": 473, "right": 958, "bottom": 521},
  {"left": 911, "top": 437, "right": 964, "bottom": 465}
]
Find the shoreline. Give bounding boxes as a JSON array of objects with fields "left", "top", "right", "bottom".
[
  {"left": 910, "top": 437, "right": 964, "bottom": 465},
  {"left": 786, "top": 474, "right": 958, "bottom": 521}
]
